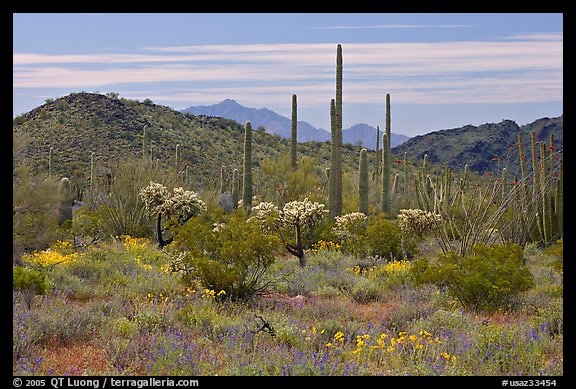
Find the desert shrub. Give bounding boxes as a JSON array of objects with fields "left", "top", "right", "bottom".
[
  {"left": 410, "top": 242, "right": 534, "bottom": 312},
  {"left": 174, "top": 210, "right": 282, "bottom": 301},
  {"left": 364, "top": 216, "right": 417, "bottom": 260},
  {"left": 13, "top": 266, "right": 51, "bottom": 295},
  {"left": 350, "top": 277, "right": 381, "bottom": 304}
]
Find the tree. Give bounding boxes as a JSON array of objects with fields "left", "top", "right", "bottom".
[{"left": 139, "top": 181, "right": 206, "bottom": 248}]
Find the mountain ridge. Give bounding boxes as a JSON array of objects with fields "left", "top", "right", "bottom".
[{"left": 181, "top": 99, "right": 410, "bottom": 149}]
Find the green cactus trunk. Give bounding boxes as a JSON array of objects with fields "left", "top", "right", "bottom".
[
  {"left": 231, "top": 168, "right": 239, "bottom": 209},
  {"left": 334, "top": 44, "right": 343, "bottom": 217},
  {"left": 90, "top": 151, "right": 96, "bottom": 194},
  {"left": 381, "top": 133, "right": 390, "bottom": 214},
  {"left": 49, "top": 146, "right": 54, "bottom": 178},
  {"left": 359, "top": 148, "right": 369, "bottom": 215},
  {"left": 385, "top": 93, "right": 391, "bottom": 172},
  {"left": 329, "top": 98, "right": 339, "bottom": 219},
  {"left": 242, "top": 121, "right": 253, "bottom": 211},
  {"left": 291, "top": 94, "right": 298, "bottom": 171},
  {"left": 58, "top": 177, "right": 73, "bottom": 226},
  {"left": 175, "top": 144, "right": 180, "bottom": 171},
  {"left": 142, "top": 125, "right": 147, "bottom": 159},
  {"left": 219, "top": 165, "right": 226, "bottom": 194},
  {"left": 375, "top": 126, "right": 380, "bottom": 181}
]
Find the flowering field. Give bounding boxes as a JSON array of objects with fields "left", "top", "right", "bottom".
[{"left": 13, "top": 236, "right": 563, "bottom": 377}]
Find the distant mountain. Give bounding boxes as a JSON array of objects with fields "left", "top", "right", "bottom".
[
  {"left": 181, "top": 99, "right": 410, "bottom": 148},
  {"left": 392, "top": 116, "right": 563, "bottom": 173},
  {"left": 343, "top": 123, "right": 410, "bottom": 150}
]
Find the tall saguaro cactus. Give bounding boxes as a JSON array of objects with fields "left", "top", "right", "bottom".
[
  {"left": 48, "top": 146, "right": 54, "bottom": 178},
  {"left": 330, "top": 44, "right": 342, "bottom": 219},
  {"left": 385, "top": 93, "right": 391, "bottom": 171},
  {"left": 243, "top": 121, "right": 253, "bottom": 210},
  {"left": 359, "top": 148, "right": 369, "bottom": 214},
  {"left": 329, "top": 99, "right": 339, "bottom": 219},
  {"left": 90, "top": 152, "right": 96, "bottom": 194},
  {"left": 375, "top": 126, "right": 380, "bottom": 181},
  {"left": 381, "top": 133, "right": 390, "bottom": 213},
  {"left": 231, "top": 168, "right": 240, "bottom": 209},
  {"left": 291, "top": 94, "right": 298, "bottom": 171},
  {"left": 142, "top": 125, "right": 148, "bottom": 159}
]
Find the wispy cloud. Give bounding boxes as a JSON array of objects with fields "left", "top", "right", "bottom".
[
  {"left": 13, "top": 38, "right": 562, "bottom": 107},
  {"left": 306, "top": 24, "right": 480, "bottom": 30}
]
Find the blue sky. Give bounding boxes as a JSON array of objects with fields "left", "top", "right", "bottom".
[{"left": 13, "top": 13, "right": 563, "bottom": 137}]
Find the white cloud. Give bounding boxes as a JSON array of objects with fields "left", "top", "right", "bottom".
[{"left": 13, "top": 39, "right": 562, "bottom": 107}]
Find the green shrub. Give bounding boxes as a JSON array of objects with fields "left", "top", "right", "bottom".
[
  {"left": 410, "top": 243, "right": 534, "bottom": 312},
  {"left": 174, "top": 209, "right": 282, "bottom": 301},
  {"left": 365, "top": 216, "right": 416, "bottom": 259},
  {"left": 13, "top": 266, "right": 51, "bottom": 295},
  {"left": 350, "top": 277, "right": 381, "bottom": 303}
]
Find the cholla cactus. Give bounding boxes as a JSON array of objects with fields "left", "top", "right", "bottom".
[
  {"left": 249, "top": 201, "right": 282, "bottom": 231},
  {"left": 250, "top": 199, "right": 327, "bottom": 267},
  {"left": 281, "top": 198, "right": 326, "bottom": 227},
  {"left": 139, "top": 181, "right": 206, "bottom": 248},
  {"left": 332, "top": 212, "right": 367, "bottom": 241},
  {"left": 397, "top": 208, "right": 442, "bottom": 239}
]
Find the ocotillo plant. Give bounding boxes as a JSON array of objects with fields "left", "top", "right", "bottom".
[
  {"left": 232, "top": 168, "right": 240, "bottom": 209},
  {"left": 291, "top": 94, "right": 298, "bottom": 171},
  {"left": 555, "top": 158, "right": 563, "bottom": 236},
  {"left": 243, "top": 121, "right": 253, "bottom": 210},
  {"left": 381, "top": 133, "right": 390, "bottom": 214},
  {"left": 359, "top": 148, "right": 369, "bottom": 214}
]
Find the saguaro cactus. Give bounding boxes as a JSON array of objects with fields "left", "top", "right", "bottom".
[
  {"left": 329, "top": 98, "right": 340, "bottom": 219},
  {"left": 48, "top": 146, "right": 54, "bottom": 177},
  {"left": 385, "top": 93, "right": 391, "bottom": 172},
  {"left": 58, "top": 177, "right": 73, "bottom": 225},
  {"left": 90, "top": 152, "right": 96, "bottom": 194},
  {"left": 359, "top": 148, "right": 369, "bottom": 214},
  {"left": 175, "top": 144, "right": 180, "bottom": 170},
  {"left": 231, "top": 168, "right": 240, "bottom": 209},
  {"left": 142, "top": 125, "right": 147, "bottom": 158},
  {"left": 327, "top": 44, "right": 344, "bottom": 220},
  {"left": 375, "top": 126, "right": 380, "bottom": 181},
  {"left": 381, "top": 133, "right": 390, "bottom": 213},
  {"left": 291, "top": 94, "right": 298, "bottom": 171},
  {"left": 243, "top": 121, "right": 253, "bottom": 210}
]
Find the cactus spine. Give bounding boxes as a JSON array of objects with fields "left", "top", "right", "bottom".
[
  {"left": 231, "top": 168, "right": 239, "bottom": 209},
  {"left": 242, "top": 121, "right": 253, "bottom": 210},
  {"left": 291, "top": 94, "right": 298, "bottom": 171},
  {"left": 359, "top": 148, "right": 369, "bottom": 214}
]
